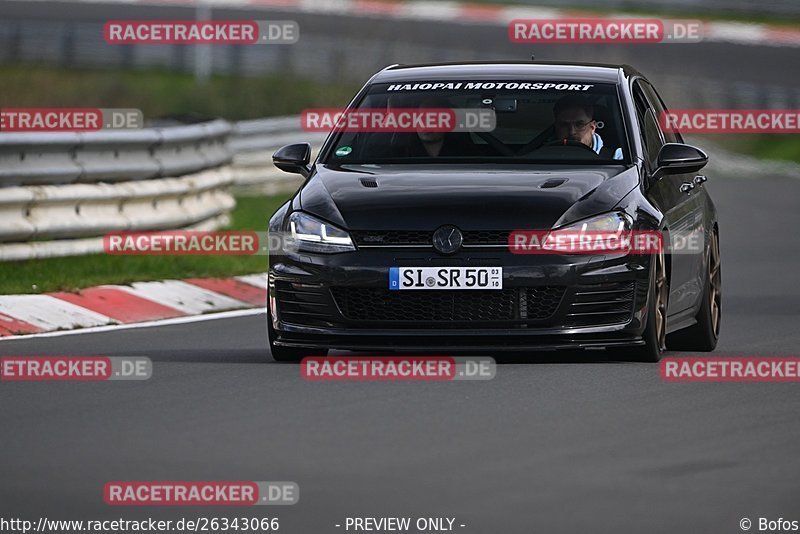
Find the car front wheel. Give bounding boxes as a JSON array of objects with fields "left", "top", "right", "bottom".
[
  {"left": 667, "top": 229, "right": 721, "bottom": 351},
  {"left": 622, "top": 248, "right": 668, "bottom": 362}
]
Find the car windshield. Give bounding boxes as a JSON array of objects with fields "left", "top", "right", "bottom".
[{"left": 322, "top": 81, "right": 629, "bottom": 165}]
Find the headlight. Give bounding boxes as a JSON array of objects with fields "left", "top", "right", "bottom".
[
  {"left": 288, "top": 211, "right": 355, "bottom": 253},
  {"left": 536, "top": 212, "right": 634, "bottom": 254},
  {"left": 554, "top": 212, "right": 632, "bottom": 233}
]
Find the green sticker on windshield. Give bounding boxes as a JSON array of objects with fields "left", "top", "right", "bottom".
[{"left": 335, "top": 146, "right": 352, "bottom": 157}]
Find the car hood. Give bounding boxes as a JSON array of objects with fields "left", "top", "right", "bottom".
[{"left": 299, "top": 164, "right": 638, "bottom": 231}]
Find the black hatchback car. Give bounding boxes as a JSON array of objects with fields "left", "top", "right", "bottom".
[{"left": 267, "top": 61, "right": 721, "bottom": 362}]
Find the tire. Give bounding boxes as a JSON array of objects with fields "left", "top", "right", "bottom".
[
  {"left": 666, "top": 229, "right": 721, "bottom": 351},
  {"left": 267, "top": 308, "right": 328, "bottom": 362},
  {"left": 621, "top": 248, "right": 668, "bottom": 362}
]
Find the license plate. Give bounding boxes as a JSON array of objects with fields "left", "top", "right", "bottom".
[{"left": 389, "top": 267, "right": 503, "bottom": 290}]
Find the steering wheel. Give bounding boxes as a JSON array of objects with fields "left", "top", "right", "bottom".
[
  {"left": 542, "top": 139, "right": 597, "bottom": 153},
  {"left": 476, "top": 131, "right": 516, "bottom": 157}
]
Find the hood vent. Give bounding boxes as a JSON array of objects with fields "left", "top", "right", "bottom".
[
  {"left": 540, "top": 178, "right": 568, "bottom": 189},
  {"left": 359, "top": 178, "right": 378, "bottom": 188}
]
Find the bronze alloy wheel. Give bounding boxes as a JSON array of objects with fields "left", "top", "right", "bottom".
[
  {"left": 709, "top": 230, "right": 722, "bottom": 337},
  {"left": 654, "top": 248, "right": 668, "bottom": 351},
  {"left": 665, "top": 228, "right": 722, "bottom": 352}
]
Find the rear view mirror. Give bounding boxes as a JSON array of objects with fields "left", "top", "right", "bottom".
[
  {"left": 468, "top": 97, "right": 518, "bottom": 112},
  {"left": 273, "top": 143, "right": 311, "bottom": 177},
  {"left": 656, "top": 143, "right": 708, "bottom": 175},
  {"left": 487, "top": 98, "right": 518, "bottom": 113}
]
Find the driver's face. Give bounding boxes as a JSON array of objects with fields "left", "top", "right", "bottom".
[
  {"left": 417, "top": 130, "right": 444, "bottom": 143},
  {"left": 416, "top": 98, "right": 446, "bottom": 144},
  {"left": 555, "top": 108, "right": 596, "bottom": 147}
]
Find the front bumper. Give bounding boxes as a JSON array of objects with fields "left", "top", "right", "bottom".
[{"left": 269, "top": 248, "right": 653, "bottom": 352}]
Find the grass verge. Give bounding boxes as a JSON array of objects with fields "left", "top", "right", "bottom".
[
  {"left": 0, "top": 64, "right": 360, "bottom": 120},
  {"left": 0, "top": 194, "right": 289, "bottom": 295},
  {"left": 705, "top": 134, "right": 800, "bottom": 164}
]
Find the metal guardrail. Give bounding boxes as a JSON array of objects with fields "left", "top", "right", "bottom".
[
  {"left": 0, "top": 120, "right": 231, "bottom": 186},
  {"left": 0, "top": 117, "right": 312, "bottom": 261}
]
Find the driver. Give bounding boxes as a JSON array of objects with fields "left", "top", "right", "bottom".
[
  {"left": 391, "top": 96, "right": 474, "bottom": 157},
  {"left": 553, "top": 94, "right": 623, "bottom": 160}
]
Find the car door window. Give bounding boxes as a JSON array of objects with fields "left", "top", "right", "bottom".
[
  {"left": 639, "top": 81, "right": 682, "bottom": 144},
  {"left": 632, "top": 81, "right": 664, "bottom": 169}
]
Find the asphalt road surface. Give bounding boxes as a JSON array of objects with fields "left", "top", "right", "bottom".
[{"left": 1, "top": 174, "right": 799, "bottom": 534}]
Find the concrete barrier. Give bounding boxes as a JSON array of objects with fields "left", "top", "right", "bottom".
[
  {"left": 0, "top": 115, "right": 324, "bottom": 260},
  {"left": 0, "top": 120, "right": 238, "bottom": 260}
]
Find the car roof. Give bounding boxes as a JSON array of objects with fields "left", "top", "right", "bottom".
[{"left": 372, "top": 61, "right": 644, "bottom": 84}]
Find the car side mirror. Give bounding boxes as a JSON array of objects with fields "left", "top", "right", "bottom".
[
  {"left": 273, "top": 143, "right": 311, "bottom": 177},
  {"left": 655, "top": 143, "right": 708, "bottom": 175}
]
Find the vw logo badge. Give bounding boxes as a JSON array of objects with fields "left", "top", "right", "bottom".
[{"left": 432, "top": 225, "right": 463, "bottom": 254}]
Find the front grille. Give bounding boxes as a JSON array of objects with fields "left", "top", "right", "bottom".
[
  {"left": 278, "top": 281, "right": 639, "bottom": 330},
  {"left": 563, "top": 281, "right": 636, "bottom": 327},
  {"left": 275, "top": 281, "right": 338, "bottom": 327},
  {"left": 352, "top": 230, "right": 509, "bottom": 247},
  {"left": 522, "top": 286, "right": 569, "bottom": 320},
  {"left": 331, "top": 286, "right": 564, "bottom": 326},
  {"left": 352, "top": 230, "right": 430, "bottom": 246},
  {"left": 463, "top": 230, "right": 510, "bottom": 245}
]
